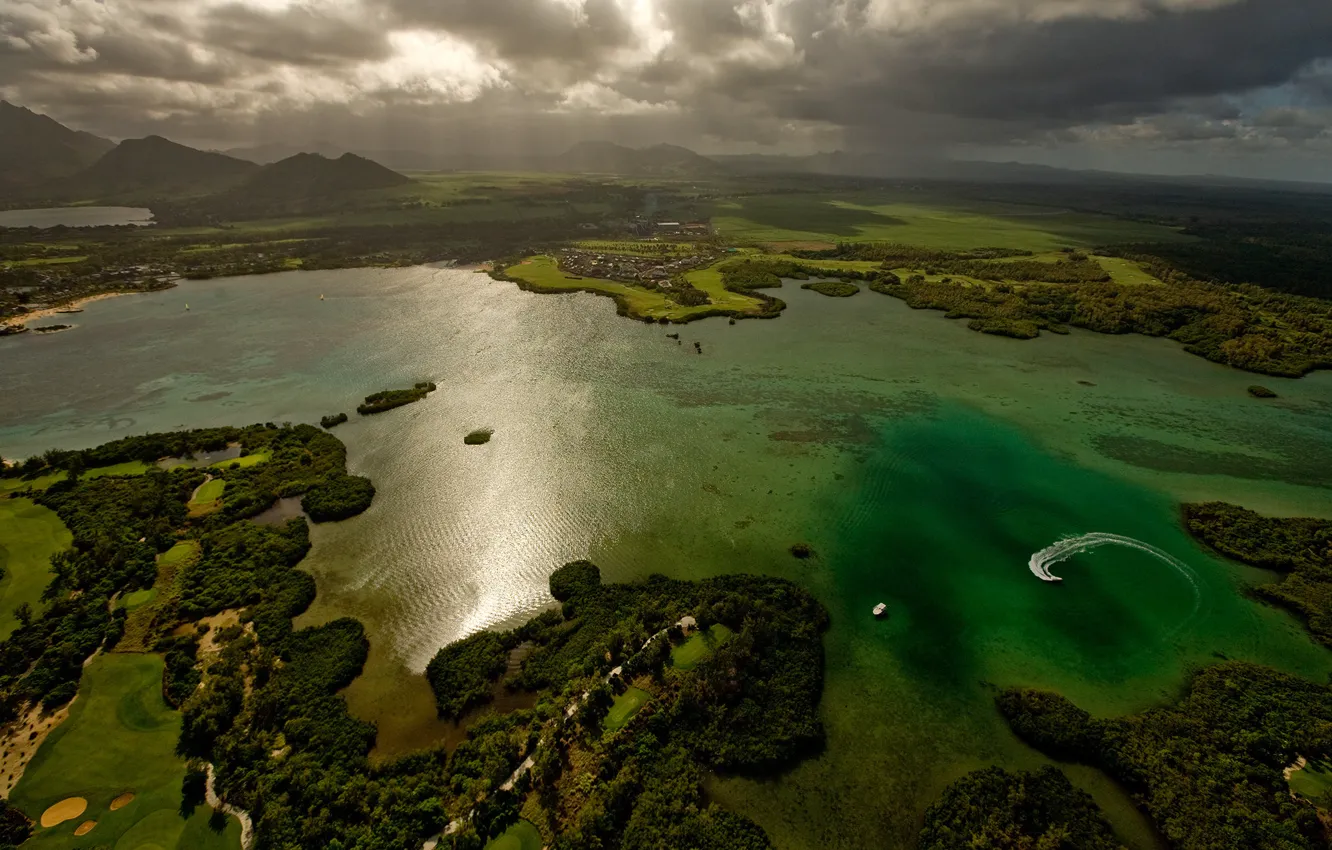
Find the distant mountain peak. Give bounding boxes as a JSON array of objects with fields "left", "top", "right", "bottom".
[
  {"left": 69, "top": 136, "right": 259, "bottom": 200},
  {"left": 236, "top": 150, "right": 411, "bottom": 198},
  {"left": 0, "top": 100, "right": 115, "bottom": 191},
  {"left": 556, "top": 140, "right": 721, "bottom": 176}
]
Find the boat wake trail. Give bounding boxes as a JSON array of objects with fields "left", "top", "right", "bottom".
[{"left": 1028, "top": 533, "right": 1203, "bottom": 619}]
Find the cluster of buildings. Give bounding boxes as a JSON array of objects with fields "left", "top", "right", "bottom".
[
  {"left": 2, "top": 263, "right": 179, "bottom": 324},
  {"left": 557, "top": 248, "right": 716, "bottom": 284},
  {"left": 622, "top": 219, "right": 713, "bottom": 237}
]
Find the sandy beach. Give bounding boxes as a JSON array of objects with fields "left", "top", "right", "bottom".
[{"left": 1, "top": 291, "right": 135, "bottom": 330}]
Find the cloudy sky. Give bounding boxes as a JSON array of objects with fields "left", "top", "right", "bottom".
[{"left": 2, "top": 0, "right": 1331, "bottom": 179}]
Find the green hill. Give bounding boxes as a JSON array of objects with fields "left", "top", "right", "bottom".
[
  {"left": 70, "top": 136, "right": 258, "bottom": 201},
  {"left": 181, "top": 152, "right": 412, "bottom": 219},
  {"left": 555, "top": 141, "right": 722, "bottom": 176},
  {"left": 0, "top": 101, "right": 114, "bottom": 193},
  {"left": 245, "top": 152, "right": 411, "bottom": 197}
]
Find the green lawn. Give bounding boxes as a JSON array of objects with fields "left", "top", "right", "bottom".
[
  {"left": 670, "top": 624, "right": 734, "bottom": 671},
  {"left": 118, "top": 588, "right": 157, "bottom": 610},
  {"left": 1, "top": 462, "right": 150, "bottom": 496},
  {"left": 189, "top": 479, "right": 226, "bottom": 510},
  {"left": 210, "top": 451, "right": 270, "bottom": 469},
  {"left": 503, "top": 255, "right": 768, "bottom": 322},
  {"left": 1094, "top": 255, "right": 1163, "bottom": 286},
  {"left": 604, "top": 687, "right": 651, "bottom": 733},
  {"left": 2, "top": 256, "right": 88, "bottom": 268},
  {"left": 484, "top": 819, "right": 543, "bottom": 850},
  {"left": 763, "top": 253, "right": 884, "bottom": 273},
  {"left": 158, "top": 542, "right": 199, "bottom": 567},
  {"left": 84, "top": 461, "right": 152, "bottom": 479},
  {"left": 0, "top": 498, "right": 71, "bottom": 640},
  {"left": 9, "top": 654, "right": 241, "bottom": 850},
  {"left": 1, "top": 472, "right": 67, "bottom": 495},
  {"left": 680, "top": 265, "right": 774, "bottom": 313},
  {"left": 712, "top": 195, "right": 1193, "bottom": 250},
  {"left": 1290, "top": 759, "right": 1332, "bottom": 805},
  {"left": 120, "top": 542, "right": 199, "bottom": 651}
]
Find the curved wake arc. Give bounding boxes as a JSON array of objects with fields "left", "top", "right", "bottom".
[{"left": 1028, "top": 532, "right": 1203, "bottom": 619}]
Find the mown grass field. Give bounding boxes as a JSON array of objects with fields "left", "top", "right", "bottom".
[
  {"left": 484, "top": 819, "right": 544, "bottom": 850},
  {"left": 0, "top": 472, "right": 65, "bottom": 495},
  {"left": 189, "top": 479, "right": 226, "bottom": 515},
  {"left": 120, "top": 542, "right": 199, "bottom": 651},
  {"left": 670, "top": 624, "right": 734, "bottom": 671},
  {"left": 10, "top": 654, "right": 241, "bottom": 850},
  {"left": 1290, "top": 759, "right": 1332, "bottom": 805},
  {"left": 712, "top": 195, "right": 1194, "bottom": 251},
  {"left": 84, "top": 461, "right": 153, "bottom": 479},
  {"left": 2, "top": 256, "right": 88, "bottom": 268},
  {"left": 211, "top": 450, "right": 270, "bottom": 469},
  {"left": 604, "top": 686, "right": 651, "bottom": 733},
  {"left": 502, "top": 255, "right": 768, "bottom": 322},
  {"left": 0, "top": 461, "right": 150, "bottom": 496},
  {"left": 118, "top": 588, "right": 157, "bottom": 610},
  {"left": 0, "top": 498, "right": 70, "bottom": 640}
]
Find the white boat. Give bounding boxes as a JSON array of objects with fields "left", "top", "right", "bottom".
[{"left": 872, "top": 603, "right": 887, "bottom": 618}]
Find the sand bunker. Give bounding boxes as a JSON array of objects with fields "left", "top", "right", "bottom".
[
  {"left": 109, "top": 791, "right": 135, "bottom": 810},
  {"left": 74, "top": 820, "right": 97, "bottom": 836},
  {"left": 40, "top": 796, "right": 87, "bottom": 827}
]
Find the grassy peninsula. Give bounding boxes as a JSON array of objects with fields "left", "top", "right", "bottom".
[{"left": 422, "top": 560, "right": 829, "bottom": 847}]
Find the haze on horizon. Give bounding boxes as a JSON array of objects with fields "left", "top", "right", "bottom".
[{"left": 2, "top": 0, "right": 1331, "bottom": 182}]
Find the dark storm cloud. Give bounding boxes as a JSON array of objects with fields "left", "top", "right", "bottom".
[
  {"left": 747, "top": 0, "right": 1332, "bottom": 139},
  {"left": 385, "top": 0, "right": 635, "bottom": 73},
  {"left": 1, "top": 0, "right": 1330, "bottom": 167},
  {"left": 202, "top": 3, "right": 396, "bottom": 67}
]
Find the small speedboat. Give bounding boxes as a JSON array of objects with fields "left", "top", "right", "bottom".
[{"left": 872, "top": 603, "right": 887, "bottom": 618}]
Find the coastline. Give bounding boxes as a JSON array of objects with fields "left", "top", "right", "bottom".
[{"left": 2, "top": 291, "right": 137, "bottom": 330}]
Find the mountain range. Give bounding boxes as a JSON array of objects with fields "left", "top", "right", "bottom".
[
  {"left": 5, "top": 102, "right": 1329, "bottom": 214},
  {"left": 0, "top": 104, "right": 415, "bottom": 210},
  {"left": 0, "top": 101, "right": 115, "bottom": 192},
  {"left": 68, "top": 135, "right": 260, "bottom": 199}
]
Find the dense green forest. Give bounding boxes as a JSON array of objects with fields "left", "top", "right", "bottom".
[
  {"left": 425, "top": 631, "right": 509, "bottom": 719},
  {"left": 0, "top": 424, "right": 372, "bottom": 729},
  {"left": 0, "top": 470, "right": 194, "bottom": 719},
  {"left": 423, "top": 560, "right": 829, "bottom": 847},
  {"left": 795, "top": 243, "right": 1112, "bottom": 283},
  {"left": 1182, "top": 502, "right": 1332, "bottom": 646},
  {"left": 784, "top": 241, "right": 1332, "bottom": 376},
  {"left": 883, "top": 263, "right": 1328, "bottom": 376},
  {"left": 801, "top": 281, "right": 860, "bottom": 297},
  {"left": 185, "top": 554, "right": 831, "bottom": 847},
  {"left": 919, "top": 766, "right": 1124, "bottom": 850},
  {"left": 998, "top": 662, "right": 1332, "bottom": 849},
  {"left": 1, "top": 425, "right": 832, "bottom": 850},
  {"left": 1116, "top": 221, "right": 1332, "bottom": 300}
]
